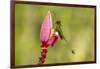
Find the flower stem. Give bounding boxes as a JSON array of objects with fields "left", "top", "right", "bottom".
[
  {"left": 39, "top": 43, "right": 48, "bottom": 64},
  {"left": 38, "top": 48, "right": 47, "bottom": 64}
]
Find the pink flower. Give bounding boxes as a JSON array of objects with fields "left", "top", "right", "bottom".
[
  {"left": 39, "top": 11, "right": 58, "bottom": 64},
  {"left": 40, "top": 11, "right": 52, "bottom": 43}
]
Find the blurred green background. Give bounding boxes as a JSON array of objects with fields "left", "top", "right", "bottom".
[{"left": 15, "top": 4, "right": 95, "bottom": 65}]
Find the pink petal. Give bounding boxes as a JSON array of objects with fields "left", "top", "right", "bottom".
[
  {"left": 40, "top": 11, "right": 52, "bottom": 42},
  {"left": 47, "top": 32, "right": 58, "bottom": 46}
]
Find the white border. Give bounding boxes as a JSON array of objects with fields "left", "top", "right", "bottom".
[{"left": 0, "top": 0, "right": 100, "bottom": 69}]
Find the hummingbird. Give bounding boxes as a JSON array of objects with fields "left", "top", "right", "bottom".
[
  {"left": 55, "top": 21, "right": 67, "bottom": 41},
  {"left": 55, "top": 20, "right": 75, "bottom": 54}
]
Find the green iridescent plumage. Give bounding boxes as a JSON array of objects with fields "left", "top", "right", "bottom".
[{"left": 55, "top": 21, "right": 66, "bottom": 40}]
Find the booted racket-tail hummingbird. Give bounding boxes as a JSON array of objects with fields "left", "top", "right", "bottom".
[{"left": 55, "top": 21, "right": 75, "bottom": 54}]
